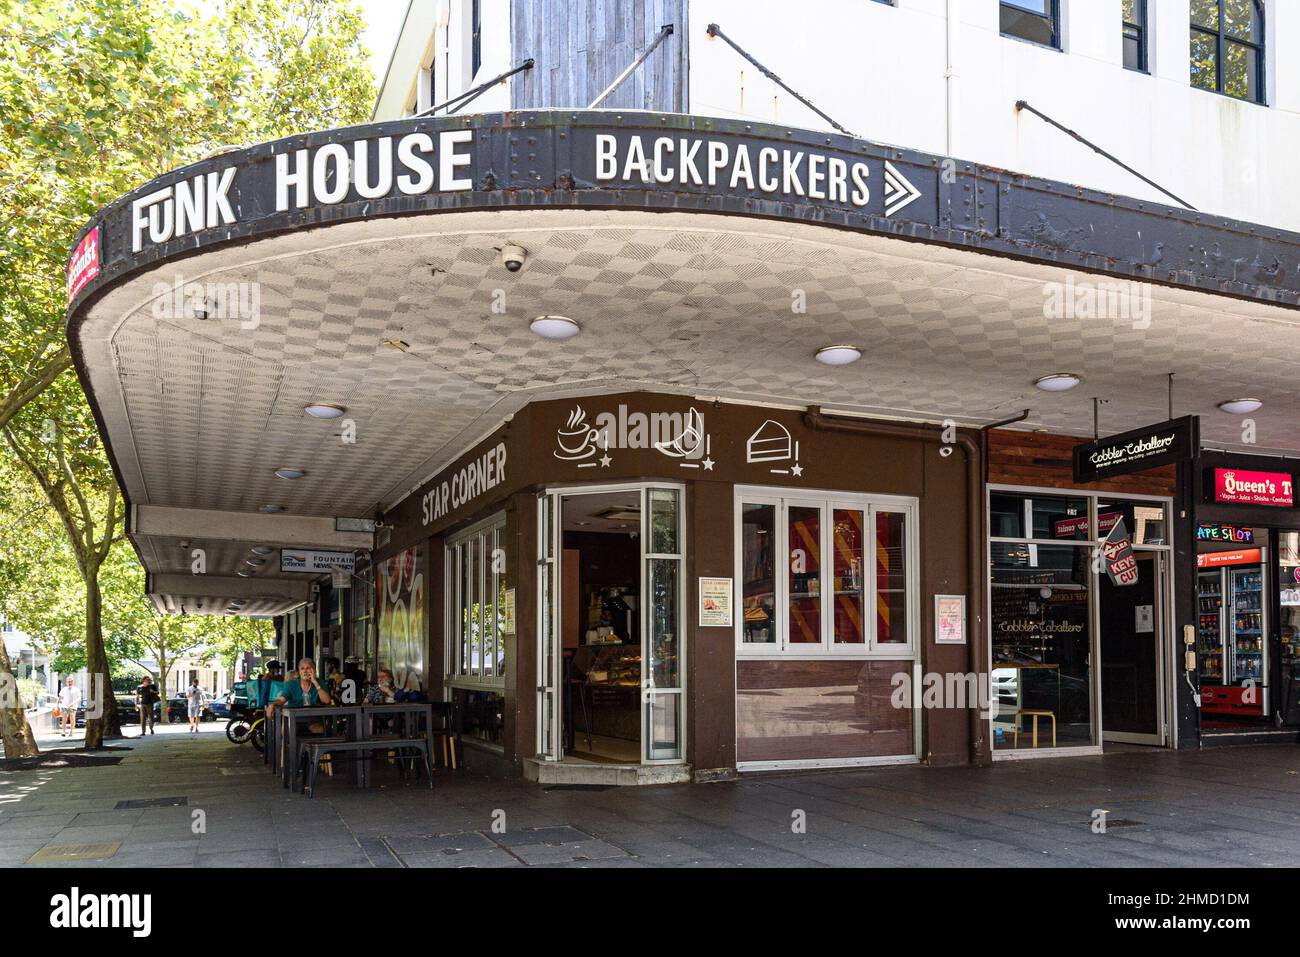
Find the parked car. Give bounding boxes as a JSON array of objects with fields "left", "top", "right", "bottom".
[
  {"left": 74, "top": 694, "right": 161, "bottom": 727},
  {"left": 208, "top": 690, "right": 234, "bottom": 720},
  {"left": 167, "top": 693, "right": 215, "bottom": 722}
]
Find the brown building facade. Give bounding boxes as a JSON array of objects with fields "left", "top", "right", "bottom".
[{"left": 370, "top": 391, "right": 980, "bottom": 782}]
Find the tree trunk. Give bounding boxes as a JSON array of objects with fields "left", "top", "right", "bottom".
[
  {"left": 0, "top": 640, "right": 39, "bottom": 758},
  {"left": 82, "top": 572, "right": 121, "bottom": 748},
  {"left": 158, "top": 649, "right": 170, "bottom": 725}
]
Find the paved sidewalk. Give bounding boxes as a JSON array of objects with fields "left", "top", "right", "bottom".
[{"left": 4, "top": 725, "right": 1300, "bottom": 867}]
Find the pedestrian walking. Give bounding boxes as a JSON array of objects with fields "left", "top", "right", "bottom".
[
  {"left": 185, "top": 678, "right": 206, "bottom": 733},
  {"left": 57, "top": 677, "right": 81, "bottom": 738},
  {"left": 135, "top": 675, "right": 159, "bottom": 735}
]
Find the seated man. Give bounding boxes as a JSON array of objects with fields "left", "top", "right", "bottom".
[
  {"left": 266, "top": 658, "right": 333, "bottom": 733},
  {"left": 365, "top": 669, "right": 398, "bottom": 705}
]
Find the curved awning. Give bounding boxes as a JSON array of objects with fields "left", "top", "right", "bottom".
[{"left": 63, "top": 110, "right": 1300, "bottom": 614}]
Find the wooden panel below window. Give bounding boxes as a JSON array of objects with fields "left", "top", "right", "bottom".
[
  {"left": 988, "top": 429, "right": 1175, "bottom": 497},
  {"left": 736, "top": 659, "right": 913, "bottom": 762}
]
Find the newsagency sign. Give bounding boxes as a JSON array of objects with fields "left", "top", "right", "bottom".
[
  {"left": 66, "top": 112, "right": 931, "bottom": 306},
  {"left": 1072, "top": 416, "right": 1199, "bottom": 484}
]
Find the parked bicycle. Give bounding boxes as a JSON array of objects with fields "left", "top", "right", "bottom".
[{"left": 226, "top": 708, "right": 267, "bottom": 751}]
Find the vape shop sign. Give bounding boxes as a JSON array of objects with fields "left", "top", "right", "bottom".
[{"left": 1213, "top": 468, "right": 1295, "bottom": 507}]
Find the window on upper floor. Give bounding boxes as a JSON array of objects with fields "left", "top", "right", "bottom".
[
  {"left": 471, "top": 0, "right": 482, "bottom": 78},
  {"left": 1001, "top": 0, "right": 1060, "bottom": 50},
  {"left": 1190, "top": 0, "right": 1265, "bottom": 104},
  {"left": 1123, "top": 0, "right": 1149, "bottom": 72}
]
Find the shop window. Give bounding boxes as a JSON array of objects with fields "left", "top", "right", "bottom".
[
  {"left": 1001, "top": 0, "right": 1060, "bottom": 50},
  {"left": 470, "top": 0, "right": 482, "bottom": 77},
  {"left": 1279, "top": 532, "right": 1300, "bottom": 726},
  {"left": 446, "top": 514, "right": 507, "bottom": 689},
  {"left": 452, "top": 687, "right": 504, "bottom": 743},
  {"left": 737, "top": 494, "right": 915, "bottom": 654},
  {"left": 788, "top": 505, "right": 822, "bottom": 645},
  {"left": 1123, "top": 0, "right": 1149, "bottom": 72},
  {"left": 740, "top": 503, "right": 777, "bottom": 644},
  {"left": 989, "top": 492, "right": 1091, "bottom": 541},
  {"left": 990, "top": 541, "right": 1093, "bottom": 750},
  {"left": 832, "top": 509, "right": 866, "bottom": 645},
  {"left": 1096, "top": 499, "right": 1169, "bottom": 545},
  {"left": 876, "top": 511, "right": 908, "bottom": 644},
  {"left": 1190, "top": 0, "right": 1264, "bottom": 103}
]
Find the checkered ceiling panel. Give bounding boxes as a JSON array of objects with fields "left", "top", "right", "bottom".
[{"left": 81, "top": 210, "right": 1300, "bottom": 535}]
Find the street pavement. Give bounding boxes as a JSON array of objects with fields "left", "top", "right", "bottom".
[{"left": 4, "top": 722, "right": 1300, "bottom": 867}]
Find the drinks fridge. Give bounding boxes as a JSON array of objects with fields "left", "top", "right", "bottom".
[{"left": 1196, "top": 555, "right": 1268, "bottom": 717}]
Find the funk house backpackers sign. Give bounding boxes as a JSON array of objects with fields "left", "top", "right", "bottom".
[
  {"left": 1072, "top": 416, "right": 1198, "bottom": 484},
  {"left": 129, "top": 130, "right": 474, "bottom": 253},
  {"left": 588, "top": 132, "right": 922, "bottom": 216},
  {"left": 67, "top": 113, "right": 934, "bottom": 307}
]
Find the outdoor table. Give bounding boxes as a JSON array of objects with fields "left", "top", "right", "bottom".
[
  {"left": 353, "top": 703, "right": 437, "bottom": 788},
  {"left": 279, "top": 705, "right": 363, "bottom": 789},
  {"left": 269, "top": 702, "right": 436, "bottom": 792}
]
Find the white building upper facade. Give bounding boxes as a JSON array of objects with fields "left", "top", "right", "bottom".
[{"left": 375, "top": 0, "right": 1297, "bottom": 231}]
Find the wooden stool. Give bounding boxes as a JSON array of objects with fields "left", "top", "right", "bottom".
[{"left": 1014, "top": 709, "right": 1057, "bottom": 748}]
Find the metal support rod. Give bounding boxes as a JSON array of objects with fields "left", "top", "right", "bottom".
[
  {"left": 1093, "top": 397, "right": 1100, "bottom": 440},
  {"left": 588, "top": 24, "right": 674, "bottom": 108},
  {"left": 1016, "top": 100, "right": 1197, "bottom": 210},
  {"left": 416, "top": 59, "right": 535, "bottom": 117},
  {"left": 706, "top": 23, "right": 854, "bottom": 136},
  {"left": 1168, "top": 372, "right": 1175, "bottom": 420}
]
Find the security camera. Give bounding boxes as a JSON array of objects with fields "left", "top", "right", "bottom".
[{"left": 501, "top": 244, "right": 527, "bottom": 272}]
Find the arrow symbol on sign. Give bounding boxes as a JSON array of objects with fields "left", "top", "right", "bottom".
[{"left": 883, "top": 161, "right": 922, "bottom": 217}]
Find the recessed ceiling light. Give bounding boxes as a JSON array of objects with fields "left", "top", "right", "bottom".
[
  {"left": 250, "top": 546, "right": 273, "bottom": 556},
  {"left": 530, "top": 315, "right": 580, "bottom": 340},
  {"left": 815, "top": 345, "right": 862, "bottom": 366},
  {"left": 304, "top": 403, "right": 346, "bottom": 419},
  {"left": 258, "top": 504, "right": 283, "bottom": 514},
  {"left": 246, "top": 558, "right": 266, "bottom": 567},
  {"left": 237, "top": 570, "right": 253, "bottom": 578},
  {"left": 1034, "top": 373, "right": 1082, "bottom": 392},
  {"left": 382, "top": 339, "right": 410, "bottom": 351},
  {"left": 274, "top": 467, "right": 306, "bottom": 480},
  {"left": 1217, "top": 398, "right": 1262, "bottom": 414}
]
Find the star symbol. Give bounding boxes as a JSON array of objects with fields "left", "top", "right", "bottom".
[
  {"left": 599, "top": 454, "right": 612, "bottom": 468},
  {"left": 791, "top": 462, "right": 803, "bottom": 476},
  {"left": 702, "top": 457, "right": 715, "bottom": 471}
]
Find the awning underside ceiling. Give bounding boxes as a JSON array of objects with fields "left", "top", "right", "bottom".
[{"left": 76, "top": 208, "right": 1300, "bottom": 612}]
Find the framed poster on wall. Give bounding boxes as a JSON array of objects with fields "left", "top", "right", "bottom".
[
  {"left": 934, "top": 595, "right": 966, "bottom": 645},
  {"left": 699, "top": 577, "right": 734, "bottom": 627}
]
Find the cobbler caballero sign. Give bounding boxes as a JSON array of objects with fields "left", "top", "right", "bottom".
[{"left": 1072, "top": 416, "right": 1198, "bottom": 484}]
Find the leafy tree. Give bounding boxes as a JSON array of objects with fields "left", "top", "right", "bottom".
[
  {"left": 5, "top": 408, "right": 125, "bottom": 747},
  {"left": 0, "top": 639, "right": 39, "bottom": 757},
  {"left": 0, "top": 0, "right": 374, "bottom": 748}
]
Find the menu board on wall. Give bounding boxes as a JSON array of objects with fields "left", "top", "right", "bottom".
[
  {"left": 698, "top": 577, "right": 734, "bottom": 627},
  {"left": 377, "top": 545, "right": 424, "bottom": 691},
  {"left": 935, "top": 595, "right": 966, "bottom": 645}
]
